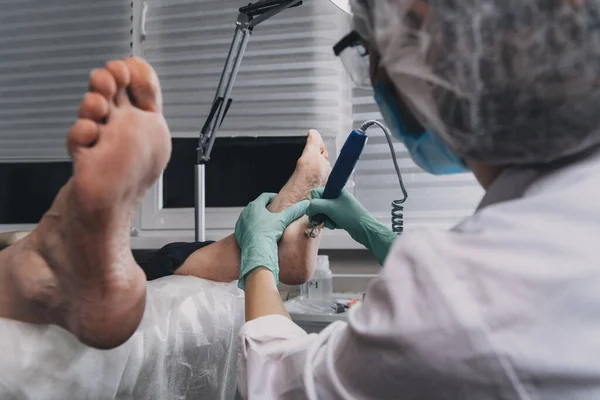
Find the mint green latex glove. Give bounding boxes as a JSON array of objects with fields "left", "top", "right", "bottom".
[
  {"left": 235, "top": 193, "right": 309, "bottom": 289},
  {"left": 307, "top": 188, "right": 397, "bottom": 265}
]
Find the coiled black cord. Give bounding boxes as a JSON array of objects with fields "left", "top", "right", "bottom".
[{"left": 359, "top": 120, "right": 408, "bottom": 235}]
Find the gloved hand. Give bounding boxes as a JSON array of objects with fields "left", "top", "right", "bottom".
[
  {"left": 235, "top": 193, "right": 309, "bottom": 289},
  {"left": 306, "top": 188, "right": 397, "bottom": 265}
]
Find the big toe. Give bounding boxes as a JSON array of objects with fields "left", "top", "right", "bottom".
[{"left": 124, "top": 56, "right": 163, "bottom": 113}]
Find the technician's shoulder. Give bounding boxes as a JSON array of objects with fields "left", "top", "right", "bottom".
[{"left": 374, "top": 201, "right": 600, "bottom": 399}]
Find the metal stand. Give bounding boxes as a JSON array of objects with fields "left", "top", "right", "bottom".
[
  {"left": 194, "top": 164, "right": 206, "bottom": 242},
  {"left": 194, "top": 0, "right": 303, "bottom": 242}
]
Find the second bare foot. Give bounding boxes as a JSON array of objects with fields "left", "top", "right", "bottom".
[{"left": 271, "top": 129, "right": 331, "bottom": 285}]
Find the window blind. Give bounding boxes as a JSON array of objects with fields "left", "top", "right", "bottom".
[
  {"left": 0, "top": 0, "right": 133, "bottom": 162},
  {"left": 141, "top": 0, "right": 352, "bottom": 156},
  {"left": 352, "top": 87, "right": 485, "bottom": 230}
]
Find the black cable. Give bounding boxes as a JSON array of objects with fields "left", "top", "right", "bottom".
[{"left": 359, "top": 120, "right": 408, "bottom": 234}]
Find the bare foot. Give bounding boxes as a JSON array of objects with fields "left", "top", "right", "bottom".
[
  {"left": 176, "top": 129, "right": 331, "bottom": 285},
  {"left": 272, "top": 129, "right": 331, "bottom": 284},
  {"left": 0, "top": 57, "right": 171, "bottom": 349}
]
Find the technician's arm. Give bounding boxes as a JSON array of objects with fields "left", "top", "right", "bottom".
[{"left": 245, "top": 267, "right": 289, "bottom": 321}]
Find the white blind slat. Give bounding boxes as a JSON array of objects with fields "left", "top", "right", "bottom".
[
  {"left": 143, "top": 0, "right": 352, "bottom": 159},
  {"left": 0, "top": 0, "right": 133, "bottom": 162}
]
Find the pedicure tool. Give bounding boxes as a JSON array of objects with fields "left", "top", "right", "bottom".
[
  {"left": 305, "top": 119, "right": 409, "bottom": 239},
  {"left": 305, "top": 128, "right": 368, "bottom": 238}
]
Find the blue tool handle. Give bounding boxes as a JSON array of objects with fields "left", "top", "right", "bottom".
[{"left": 312, "top": 129, "right": 368, "bottom": 224}]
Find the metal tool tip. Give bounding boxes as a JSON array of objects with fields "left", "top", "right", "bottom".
[{"left": 304, "top": 227, "right": 318, "bottom": 239}]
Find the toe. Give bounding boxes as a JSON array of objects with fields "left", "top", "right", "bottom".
[
  {"left": 105, "top": 60, "right": 131, "bottom": 105},
  {"left": 78, "top": 92, "right": 109, "bottom": 121},
  {"left": 89, "top": 68, "right": 117, "bottom": 100},
  {"left": 123, "top": 56, "right": 163, "bottom": 112},
  {"left": 67, "top": 119, "right": 100, "bottom": 157},
  {"left": 304, "top": 129, "right": 324, "bottom": 153},
  {"left": 106, "top": 60, "right": 131, "bottom": 88}
]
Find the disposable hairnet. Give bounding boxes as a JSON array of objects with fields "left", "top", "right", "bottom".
[{"left": 351, "top": 0, "right": 600, "bottom": 165}]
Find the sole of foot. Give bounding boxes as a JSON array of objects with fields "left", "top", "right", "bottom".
[{"left": 5, "top": 57, "right": 171, "bottom": 349}]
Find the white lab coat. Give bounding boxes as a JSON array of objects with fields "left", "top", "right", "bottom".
[{"left": 238, "top": 148, "right": 600, "bottom": 399}]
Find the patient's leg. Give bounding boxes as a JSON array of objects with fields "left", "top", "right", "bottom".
[
  {"left": 0, "top": 57, "right": 171, "bottom": 349},
  {"left": 175, "top": 129, "right": 331, "bottom": 285}
]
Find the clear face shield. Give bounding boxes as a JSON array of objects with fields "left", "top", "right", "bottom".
[
  {"left": 329, "top": 0, "right": 352, "bottom": 14},
  {"left": 331, "top": 5, "right": 468, "bottom": 174},
  {"left": 333, "top": 30, "right": 371, "bottom": 89},
  {"left": 333, "top": 1, "right": 467, "bottom": 142}
]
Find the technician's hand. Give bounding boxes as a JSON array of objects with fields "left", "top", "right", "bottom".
[
  {"left": 306, "top": 188, "right": 370, "bottom": 232},
  {"left": 307, "top": 188, "right": 398, "bottom": 265},
  {"left": 235, "top": 193, "right": 309, "bottom": 289}
]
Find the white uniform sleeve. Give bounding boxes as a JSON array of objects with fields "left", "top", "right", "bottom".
[{"left": 237, "top": 230, "right": 529, "bottom": 400}]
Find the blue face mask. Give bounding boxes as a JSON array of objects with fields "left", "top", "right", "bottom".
[{"left": 372, "top": 83, "right": 468, "bottom": 175}]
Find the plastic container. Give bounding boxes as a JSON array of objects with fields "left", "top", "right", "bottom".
[{"left": 305, "top": 255, "right": 333, "bottom": 301}]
